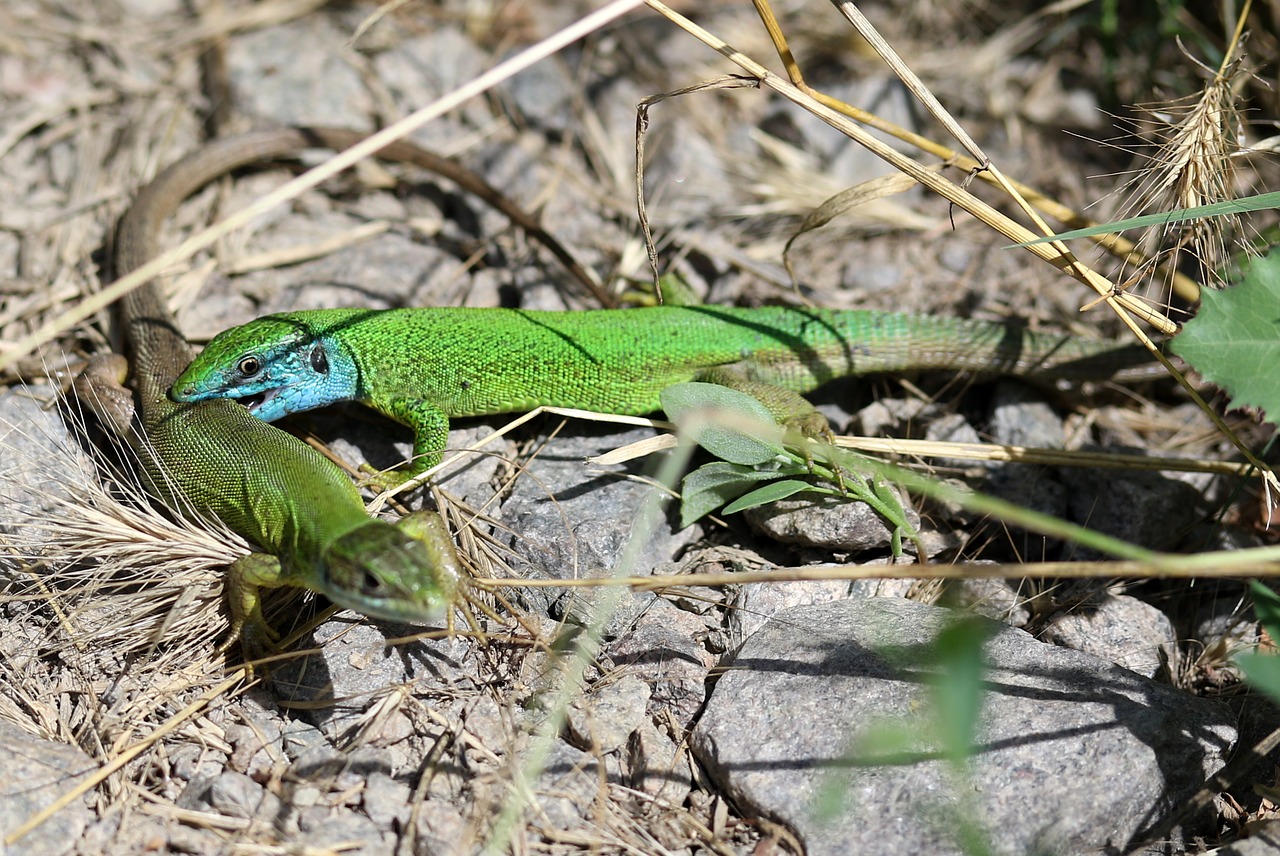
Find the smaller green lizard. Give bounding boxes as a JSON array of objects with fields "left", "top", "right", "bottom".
[
  {"left": 172, "top": 302, "right": 1156, "bottom": 488},
  {"left": 74, "top": 128, "right": 466, "bottom": 654}
]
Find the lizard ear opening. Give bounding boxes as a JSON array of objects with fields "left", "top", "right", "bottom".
[{"left": 310, "top": 344, "right": 329, "bottom": 374}]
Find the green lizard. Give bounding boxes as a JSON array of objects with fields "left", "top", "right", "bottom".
[
  {"left": 171, "top": 296, "right": 1157, "bottom": 488},
  {"left": 74, "top": 128, "right": 469, "bottom": 654}
]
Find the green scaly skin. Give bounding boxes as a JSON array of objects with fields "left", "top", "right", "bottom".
[
  {"left": 73, "top": 129, "right": 465, "bottom": 655},
  {"left": 173, "top": 305, "right": 1157, "bottom": 487}
]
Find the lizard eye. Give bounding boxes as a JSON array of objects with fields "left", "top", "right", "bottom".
[
  {"left": 236, "top": 355, "right": 263, "bottom": 378},
  {"left": 309, "top": 345, "right": 329, "bottom": 374}
]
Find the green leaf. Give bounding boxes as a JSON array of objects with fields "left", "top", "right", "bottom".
[
  {"left": 1237, "top": 652, "right": 1280, "bottom": 707},
  {"left": 678, "top": 462, "right": 782, "bottom": 528},
  {"left": 1013, "top": 192, "right": 1280, "bottom": 246},
  {"left": 932, "top": 616, "right": 992, "bottom": 767},
  {"left": 1170, "top": 249, "right": 1280, "bottom": 423},
  {"left": 721, "top": 479, "right": 816, "bottom": 514},
  {"left": 1251, "top": 580, "right": 1280, "bottom": 641},
  {"left": 660, "top": 382, "right": 786, "bottom": 465},
  {"left": 1234, "top": 583, "right": 1280, "bottom": 706}
]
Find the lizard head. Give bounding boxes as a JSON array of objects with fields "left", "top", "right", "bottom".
[
  {"left": 170, "top": 314, "right": 358, "bottom": 422},
  {"left": 321, "top": 519, "right": 459, "bottom": 623}
]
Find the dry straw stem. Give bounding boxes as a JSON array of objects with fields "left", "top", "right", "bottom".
[
  {"left": 750, "top": 0, "right": 1201, "bottom": 304},
  {"left": 370, "top": 404, "right": 584, "bottom": 509},
  {"left": 586, "top": 417, "right": 1253, "bottom": 478},
  {"left": 480, "top": 541, "right": 1280, "bottom": 594},
  {"left": 646, "top": 0, "right": 1279, "bottom": 499},
  {"left": 829, "top": 0, "right": 1110, "bottom": 302},
  {"left": 1, "top": 404, "right": 246, "bottom": 663},
  {"left": 835, "top": 436, "right": 1256, "bottom": 477}
]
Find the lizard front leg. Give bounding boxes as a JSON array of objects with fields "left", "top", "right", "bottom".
[
  {"left": 220, "top": 551, "right": 287, "bottom": 658},
  {"left": 364, "top": 398, "right": 451, "bottom": 488}
]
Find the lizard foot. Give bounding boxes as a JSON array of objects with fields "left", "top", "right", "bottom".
[
  {"left": 357, "top": 463, "right": 416, "bottom": 491},
  {"left": 782, "top": 412, "right": 852, "bottom": 493}
]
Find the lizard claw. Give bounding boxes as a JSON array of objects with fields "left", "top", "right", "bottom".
[{"left": 217, "top": 617, "right": 282, "bottom": 676}]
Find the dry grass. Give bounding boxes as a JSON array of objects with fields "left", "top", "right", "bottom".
[{"left": 1119, "top": 59, "right": 1249, "bottom": 295}]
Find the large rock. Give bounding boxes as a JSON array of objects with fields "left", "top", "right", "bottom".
[
  {"left": 497, "top": 426, "right": 699, "bottom": 635},
  {"left": 692, "top": 597, "right": 1236, "bottom": 856},
  {"left": 0, "top": 720, "right": 96, "bottom": 856}
]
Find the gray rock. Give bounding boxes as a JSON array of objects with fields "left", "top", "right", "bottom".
[
  {"left": 226, "top": 707, "right": 284, "bottom": 780},
  {"left": 692, "top": 597, "right": 1236, "bottom": 856},
  {"left": 728, "top": 578, "right": 854, "bottom": 644},
  {"left": 0, "top": 720, "right": 95, "bottom": 856},
  {"left": 847, "top": 574, "right": 917, "bottom": 600},
  {"left": 925, "top": 410, "right": 984, "bottom": 454},
  {"left": 168, "top": 743, "right": 223, "bottom": 782},
  {"left": 461, "top": 693, "right": 513, "bottom": 758},
  {"left": 296, "top": 813, "right": 392, "bottom": 856},
  {"left": 566, "top": 674, "right": 651, "bottom": 753},
  {"left": 249, "top": 229, "right": 458, "bottom": 316},
  {"left": 175, "top": 774, "right": 217, "bottom": 811},
  {"left": 288, "top": 745, "right": 397, "bottom": 798},
  {"left": 528, "top": 740, "right": 605, "bottom": 832},
  {"left": 371, "top": 29, "right": 492, "bottom": 147},
  {"left": 1042, "top": 593, "right": 1178, "bottom": 680},
  {"left": 428, "top": 422, "right": 511, "bottom": 510},
  {"left": 207, "top": 770, "right": 283, "bottom": 821},
  {"left": 497, "top": 426, "right": 699, "bottom": 634},
  {"left": 605, "top": 605, "right": 712, "bottom": 728},
  {"left": 855, "top": 398, "right": 937, "bottom": 439},
  {"left": 627, "top": 718, "right": 689, "bottom": 804},
  {"left": 117, "top": 0, "right": 183, "bottom": 16},
  {"left": 743, "top": 489, "right": 920, "bottom": 553},
  {"left": 164, "top": 823, "right": 224, "bottom": 854},
  {"left": 227, "top": 17, "right": 370, "bottom": 128},
  {"left": 94, "top": 817, "right": 170, "bottom": 855},
  {"left": 642, "top": 118, "right": 737, "bottom": 222},
  {"left": 504, "top": 56, "right": 576, "bottom": 128},
  {"left": 0, "top": 385, "right": 93, "bottom": 550},
  {"left": 408, "top": 800, "right": 469, "bottom": 855},
  {"left": 280, "top": 717, "right": 330, "bottom": 762},
  {"left": 362, "top": 772, "right": 411, "bottom": 830},
  {"left": 268, "top": 621, "right": 471, "bottom": 745},
  {"left": 939, "top": 576, "right": 1031, "bottom": 627},
  {"left": 988, "top": 381, "right": 1065, "bottom": 449},
  {"left": 1060, "top": 464, "right": 1202, "bottom": 554}
]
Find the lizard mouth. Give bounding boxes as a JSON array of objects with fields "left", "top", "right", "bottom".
[{"left": 242, "top": 388, "right": 279, "bottom": 415}]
